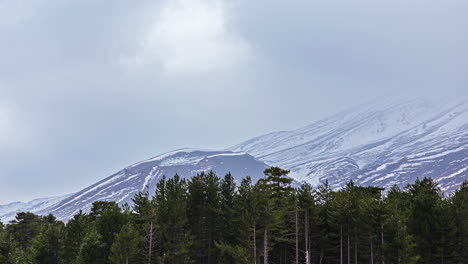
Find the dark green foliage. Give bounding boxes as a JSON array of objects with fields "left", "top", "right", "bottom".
[
  {"left": 219, "top": 173, "right": 237, "bottom": 245},
  {"left": 407, "top": 178, "right": 445, "bottom": 263},
  {"left": 215, "top": 241, "right": 250, "bottom": 264},
  {"left": 260, "top": 167, "right": 296, "bottom": 263},
  {"left": 233, "top": 176, "right": 259, "bottom": 263},
  {"left": 155, "top": 174, "right": 192, "bottom": 264},
  {"left": 30, "top": 220, "right": 64, "bottom": 264},
  {"left": 89, "top": 201, "right": 126, "bottom": 263},
  {"left": 297, "top": 182, "right": 318, "bottom": 263},
  {"left": 0, "top": 220, "right": 9, "bottom": 263},
  {"left": 262, "top": 166, "right": 293, "bottom": 199},
  {"left": 451, "top": 181, "right": 468, "bottom": 263},
  {"left": 61, "top": 210, "right": 88, "bottom": 263},
  {"left": 76, "top": 227, "right": 105, "bottom": 264},
  {"left": 110, "top": 223, "right": 140, "bottom": 264},
  {"left": 131, "top": 186, "right": 156, "bottom": 263},
  {"left": 382, "top": 185, "right": 419, "bottom": 263},
  {"left": 187, "top": 171, "right": 222, "bottom": 264},
  {"left": 7, "top": 212, "right": 41, "bottom": 249},
  {"left": 1, "top": 171, "right": 467, "bottom": 264}
]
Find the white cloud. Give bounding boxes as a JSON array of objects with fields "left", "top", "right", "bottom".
[{"left": 126, "top": 0, "right": 251, "bottom": 76}]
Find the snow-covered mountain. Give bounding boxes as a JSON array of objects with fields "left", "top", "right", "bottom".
[
  {"left": 0, "top": 195, "right": 71, "bottom": 222},
  {"left": 230, "top": 98, "right": 468, "bottom": 192},
  {"left": 37, "top": 149, "right": 268, "bottom": 221},
  {"left": 1, "top": 98, "right": 467, "bottom": 222}
]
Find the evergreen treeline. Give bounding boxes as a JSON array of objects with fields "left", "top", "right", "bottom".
[{"left": 1, "top": 167, "right": 468, "bottom": 264}]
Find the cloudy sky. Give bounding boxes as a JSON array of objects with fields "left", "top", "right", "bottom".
[{"left": 0, "top": 0, "right": 467, "bottom": 203}]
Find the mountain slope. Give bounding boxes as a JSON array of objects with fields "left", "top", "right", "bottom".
[
  {"left": 39, "top": 149, "right": 268, "bottom": 221},
  {"left": 0, "top": 195, "right": 71, "bottom": 222},
  {"left": 2, "top": 98, "right": 467, "bottom": 222},
  {"left": 230, "top": 98, "right": 468, "bottom": 192}
]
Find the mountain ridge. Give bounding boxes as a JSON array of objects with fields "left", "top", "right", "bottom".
[
  {"left": 231, "top": 98, "right": 467, "bottom": 190},
  {"left": 1, "top": 98, "right": 467, "bottom": 222},
  {"left": 36, "top": 149, "right": 268, "bottom": 221}
]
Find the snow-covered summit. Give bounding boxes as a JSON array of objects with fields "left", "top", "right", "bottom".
[
  {"left": 38, "top": 149, "right": 267, "bottom": 221},
  {"left": 2, "top": 98, "right": 467, "bottom": 221},
  {"left": 230, "top": 98, "right": 437, "bottom": 157},
  {"left": 0, "top": 195, "right": 71, "bottom": 223},
  {"left": 231, "top": 98, "right": 468, "bottom": 190}
]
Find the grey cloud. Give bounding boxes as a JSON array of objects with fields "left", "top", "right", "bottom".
[{"left": 0, "top": 0, "right": 466, "bottom": 202}]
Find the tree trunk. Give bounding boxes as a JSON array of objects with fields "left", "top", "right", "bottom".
[
  {"left": 381, "top": 221, "right": 385, "bottom": 264},
  {"left": 397, "top": 218, "right": 401, "bottom": 264},
  {"left": 340, "top": 225, "right": 343, "bottom": 264},
  {"left": 148, "top": 221, "right": 153, "bottom": 264},
  {"left": 370, "top": 233, "right": 374, "bottom": 264},
  {"left": 355, "top": 232, "right": 357, "bottom": 264},
  {"left": 441, "top": 233, "right": 445, "bottom": 264},
  {"left": 396, "top": 205, "right": 401, "bottom": 264},
  {"left": 208, "top": 228, "right": 212, "bottom": 264},
  {"left": 264, "top": 228, "right": 268, "bottom": 264},
  {"left": 254, "top": 223, "right": 257, "bottom": 264},
  {"left": 320, "top": 248, "right": 324, "bottom": 264},
  {"left": 347, "top": 227, "right": 350, "bottom": 264},
  {"left": 296, "top": 206, "right": 299, "bottom": 264},
  {"left": 305, "top": 209, "right": 310, "bottom": 264}
]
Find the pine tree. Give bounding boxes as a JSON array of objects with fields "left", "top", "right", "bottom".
[
  {"left": 61, "top": 210, "right": 89, "bottom": 263},
  {"left": 132, "top": 186, "right": 157, "bottom": 264},
  {"left": 7, "top": 212, "right": 41, "bottom": 250},
  {"left": 110, "top": 223, "right": 140, "bottom": 264},
  {"left": 89, "top": 201, "right": 125, "bottom": 263},
  {"left": 315, "top": 180, "right": 336, "bottom": 264},
  {"left": 256, "top": 167, "right": 295, "bottom": 264},
  {"left": 255, "top": 180, "right": 272, "bottom": 264},
  {"left": 0, "top": 220, "right": 10, "bottom": 264},
  {"left": 187, "top": 171, "right": 221, "bottom": 264},
  {"left": 156, "top": 174, "right": 192, "bottom": 264},
  {"left": 76, "top": 227, "right": 105, "bottom": 264},
  {"left": 407, "top": 178, "right": 444, "bottom": 263},
  {"left": 7, "top": 244, "right": 31, "bottom": 264},
  {"left": 435, "top": 198, "right": 457, "bottom": 263},
  {"left": 29, "top": 221, "right": 64, "bottom": 264},
  {"left": 262, "top": 167, "right": 293, "bottom": 199},
  {"left": 220, "top": 173, "right": 237, "bottom": 244},
  {"left": 383, "top": 185, "right": 420, "bottom": 264},
  {"left": 330, "top": 187, "right": 352, "bottom": 264},
  {"left": 234, "top": 176, "right": 259, "bottom": 263},
  {"left": 215, "top": 241, "right": 250, "bottom": 264},
  {"left": 2, "top": 174, "right": 468, "bottom": 264},
  {"left": 451, "top": 180, "right": 468, "bottom": 263},
  {"left": 297, "top": 183, "right": 315, "bottom": 264},
  {"left": 217, "top": 172, "right": 241, "bottom": 264},
  {"left": 350, "top": 185, "right": 383, "bottom": 264}
]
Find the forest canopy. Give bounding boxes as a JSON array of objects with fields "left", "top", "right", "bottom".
[{"left": 1, "top": 168, "right": 467, "bottom": 264}]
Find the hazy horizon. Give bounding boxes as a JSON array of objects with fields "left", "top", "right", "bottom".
[{"left": 1, "top": 0, "right": 467, "bottom": 203}]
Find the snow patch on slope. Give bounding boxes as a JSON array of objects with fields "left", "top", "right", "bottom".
[
  {"left": 230, "top": 98, "right": 468, "bottom": 193},
  {"left": 0, "top": 194, "right": 72, "bottom": 223},
  {"left": 36, "top": 149, "right": 268, "bottom": 221}
]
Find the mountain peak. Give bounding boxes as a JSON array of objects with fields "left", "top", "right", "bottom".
[
  {"left": 2, "top": 98, "right": 466, "bottom": 222},
  {"left": 36, "top": 149, "right": 267, "bottom": 221},
  {"left": 231, "top": 98, "right": 467, "bottom": 192}
]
